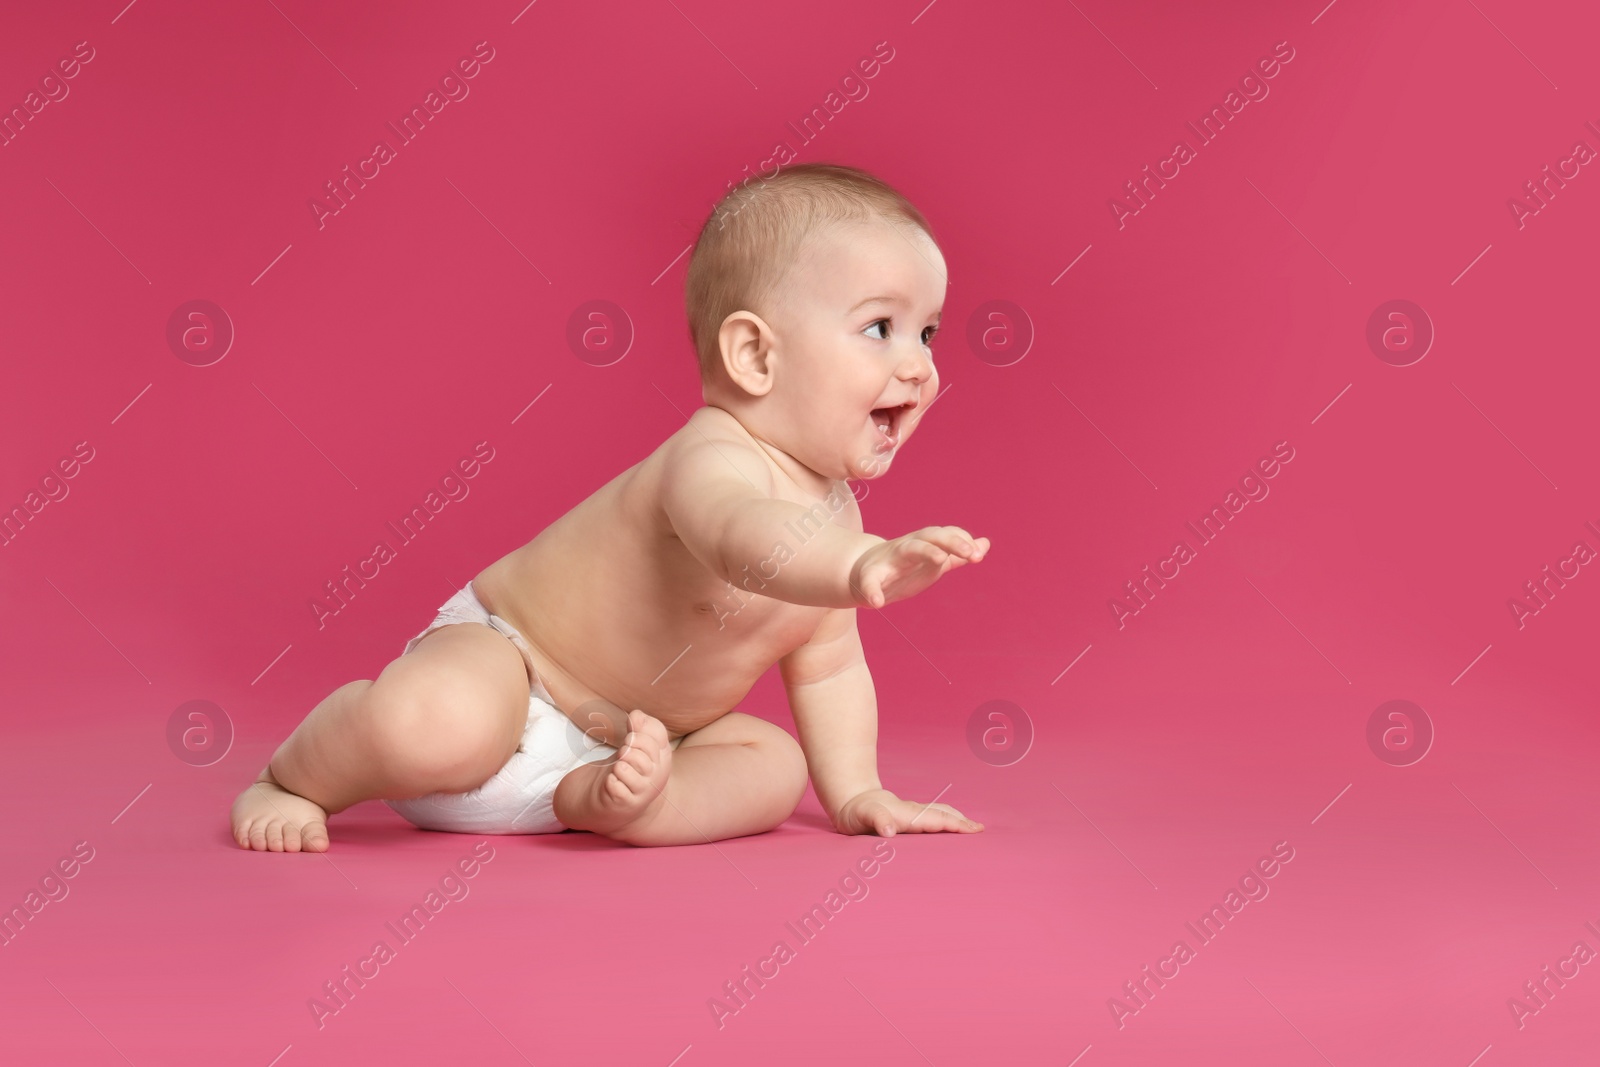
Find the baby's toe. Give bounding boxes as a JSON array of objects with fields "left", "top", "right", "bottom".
[
  {"left": 639, "top": 714, "right": 671, "bottom": 747},
  {"left": 627, "top": 709, "right": 669, "bottom": 743},
  {"left": 265, "top": 820, "right": 286, "bottom": 852},
  {"left": 247, "top": 822, "right": 269, "bottom": 851},
  {"left": 282, "top": 823, "right": 303, "bottom": 852},
  {"left": 619, "top": 742, "right": 655, "bottom": 775},
  {"left": 612, "top": 759, "right": 649, "bottom": 795},
  {"left": 301, "top": 821, "right": 330, "bottom": 852}
]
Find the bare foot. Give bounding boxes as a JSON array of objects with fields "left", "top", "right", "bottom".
[
  {"left": 559, "top": 710, "right": 673, "bottom": 838},
  {"left": 230, "top": 766, "right": 330, "bottom": 852}
]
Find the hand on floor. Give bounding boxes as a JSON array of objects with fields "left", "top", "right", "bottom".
[{"left": 834, "top": 787, "right": 983, "bottom": 836}]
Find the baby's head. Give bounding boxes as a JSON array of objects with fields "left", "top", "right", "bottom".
[{"left": 686, "top": 163, "right": 946, "bottom": 483}]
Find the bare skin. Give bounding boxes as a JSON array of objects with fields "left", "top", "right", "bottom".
[{"left": 231, "top": 215, "right": 988, "bottom": 851}]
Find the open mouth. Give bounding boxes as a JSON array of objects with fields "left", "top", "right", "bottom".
[{"left": 869, "top": 401, "right": 917, "bottom": 448}]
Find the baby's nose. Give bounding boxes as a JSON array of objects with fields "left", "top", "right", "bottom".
[{"left": 897, "top": 345, "right": 934, "bottom": 383}]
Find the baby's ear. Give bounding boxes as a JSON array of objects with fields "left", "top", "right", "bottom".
[{"left": 718, "top": 311, "right": 776, "bottom": 397}]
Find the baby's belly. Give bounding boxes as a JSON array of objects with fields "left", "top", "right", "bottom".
[
  {"left": 474, "top": 559, "right": 818, "bottom": 743},
  {"left": 528, "top": 624, "right": 790, "bottom": 741}
]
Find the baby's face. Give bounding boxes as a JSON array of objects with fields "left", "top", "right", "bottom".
[{"left": 763, "top": 215, "right": 946, "bottom": 481}]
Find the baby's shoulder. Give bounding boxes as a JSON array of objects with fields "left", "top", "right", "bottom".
[{"left": 655, "top": 407, "right": 774, "bottom": 486}]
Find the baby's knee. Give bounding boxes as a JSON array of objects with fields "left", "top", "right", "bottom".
[
  {"left": 755, "top": 726, "right": 809, "bottom": 813},
  {"left": 364, "top": 688, "right": 519, "bottom": 792}
]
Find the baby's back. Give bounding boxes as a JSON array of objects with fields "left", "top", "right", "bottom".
[{"left": 472, "top": 406, "right": 838, "bottom": 739}]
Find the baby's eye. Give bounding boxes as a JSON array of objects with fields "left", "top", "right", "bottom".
[
  {"left": 863, "top": 319, "right": 890, "bottom": 340},
  {"left": 921, "top": 325, "right": 939, "bottom": 347}
]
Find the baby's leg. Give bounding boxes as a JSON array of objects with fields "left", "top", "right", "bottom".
[
  {"left": 554, "top": 712, "right": 808, "bottom": 846},
  {"left": 229, "top": 623, "right": 532, "bottom": 851}
]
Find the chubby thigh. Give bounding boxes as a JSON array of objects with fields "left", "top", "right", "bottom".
[
  {"left": 675, "top": 711, "right": 809, "bottom": 818},
  {"left": 368, "top": 622, "right": 534, "bottom": 798},
  {"left": 675, "top": 711, "right": 799, "bottom": 751}
]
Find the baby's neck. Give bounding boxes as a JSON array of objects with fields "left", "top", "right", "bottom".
[{"left": 703, "top": 402, "right": 839, "bottom": 503}]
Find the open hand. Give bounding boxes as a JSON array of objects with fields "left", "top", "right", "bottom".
[
  {"left": 834, "top": 788, "right": 983, "bottom": 836},
  {"left": 850, "top": 526, "right": 989, "bottom": 609}
]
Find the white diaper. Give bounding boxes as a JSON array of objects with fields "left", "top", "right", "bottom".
[{"left": 383, "top": 582, "right": 618, "bottom": 835}]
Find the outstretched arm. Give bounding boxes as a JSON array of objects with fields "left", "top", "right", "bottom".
[
  {"left": 661, "top": 433, "right": 882, "bottom": 609},
  {"left": 659, "top": 425, "right": 990, "bottom": 610},
  {"left": 781, "top": 607, "right": 983, "bottom": 836}
]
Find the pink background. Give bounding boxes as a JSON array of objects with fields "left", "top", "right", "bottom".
[{"left": 3, "top": 0, "right": 1598, "bottom": 1063}]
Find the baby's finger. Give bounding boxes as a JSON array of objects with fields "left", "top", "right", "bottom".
[
  {"left": 906, "top": 801, "right": 954, "bottom": 828},
  {"left": 918, "top": 526, "right": 980, "bottom": 559},
  {"left": 856, "top": 572, "right": 886, "bottom": 609},
  {"left": 868, "top": 807, "right": 898, "bottom": 837},
  {"left": 895, "top": 539, "right": 949, "bottom": 568},
  {"left": 910, "top": 802, "right": 983, "bottom": 833},
  {"left": 932, "top": 801, "right": 983, "bottom": 830}
]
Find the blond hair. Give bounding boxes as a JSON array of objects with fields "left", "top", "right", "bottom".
[{"left": 685, "top": 162, "right": 936, "bottom": 383}]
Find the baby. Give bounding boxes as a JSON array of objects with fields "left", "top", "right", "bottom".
[{"left": 230, "top": 162, "right": 989, "bottom": 851}]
